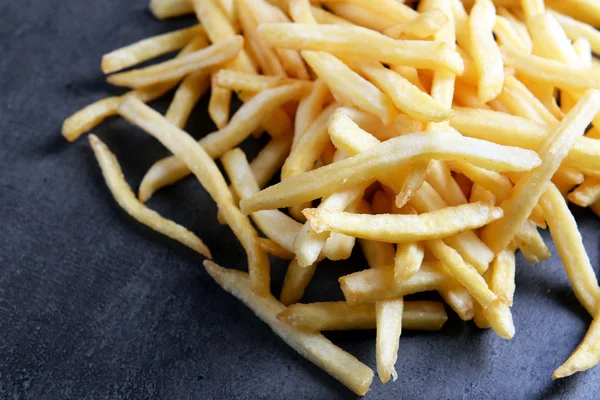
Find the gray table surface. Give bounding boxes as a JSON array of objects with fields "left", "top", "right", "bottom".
[{"left": 1, "top": 1, "right": 600, "bottom": 399}]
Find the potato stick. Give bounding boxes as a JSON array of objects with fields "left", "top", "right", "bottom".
[
  {"left": 527, "top": 12, "right": 580, "bottom": 67},
  {"left": 554, "top": 309, "right": 600, "bottom": 379},
  {"left": 302, "top": 52, "right": 396, "bottom": 125},
  {"left": 88, "top": 134, "right": 211, "bottom": 258},
  {"left": 118, "top": 97, "right": 270, "bottom": 296},
  {"left": 553, "top": 167, "right": 585, "bottom": 187},
  {"left": 439, "top": 283, "right": 475, "bottom": 321},
  {"left": 240, "top": 128, "right": 541, "bottom": 215},
  {"left": 481, "top": 296, "right": 515, "bottom": 339},
  {"left": 390, "top": 65, "right": 426, "bottom": 92},
  {"left": 280, "top": 258, "right": 318, "bottom": 306},
  {"left": 497, "top": 7, "right": 532, "bottom": 48},
  {"left": 395, "top": 242, "right": 425, "bottom": 282},
  {"left": 448, "top": 161, "right": 513, "bottom": 202},
  {"left": 394, "top": 162, "right": 429, "bottom": 209},
  {"left": 483, "top": 90, "right": 600, "bottom": 253},
  {"left": 204, "top": 261, "right": 373, "bottom": 395},
  {"left": 282, "top": 103, "right": 339, "bottom": 179},
  {"left": 164, "top": 71, "right": 210, "bottom": 129},
  {"left": 514, "top": 219, "right": 551, "bottom": 264},
  {"left": 497, "top": 84, "right": 547, "bottom": 124},
  {"left": 277, "top": 301, "right": 447, "bottom": 332},
  {"left": 62, "top": 36, "right": 209, "bottom": 142},
  {"left": 258, "top": 238, "right": 294, "bottom": 260},
  {"left": 547, "top": 0, "right": 600, "bottom": 28},
  {"left": 568, "top": 178, "right": 600, "bottom": 207},
  {"left": 503, "top": 75, "right": 558, "bottom": 125},
  {"left": 339, "top": 262, "right": 448, "bottom": 305},
  {"left": 258, "top": 24, "right": 464, "bottom": 75},
  {"left": 324, "top": 2, "right": 397, "bottom": 33},
  {"left": 293, "top": 80, "right": 329, "bottom": 149},
  {"left": 376, "top": 299, "right": 403, "bottom": 383},
  {"left": 573, "top": 38, "right": 592, "bottom": 68},
  {"left": 427, "top": 160, "right": 468, "bottom": 206},
  {"left": 489, "top": 247, "right": 516, "bottom": 305},
  {"left": 216, "top": 0, "right": 236, "bottom": 24},
  {"left": 519, "top": 75, "right": 563, "bottom": 119},
  {"left": 304, "top": 203, "right": 502, "bottom": 243},
  {"left": 473, "top": 301, "right": 490, "bottom": 329},
  {"left": 451, "top": 0, "right": 470, "bottom": 53},
  {"left": 336, "top": 107, "right": 423, "bottom": 142},
  {"left": 193, "top": 0, "right": 256, "bottom": 73},
  {"left": 107, "top": 36, "right": 243, "bottom": 88},
  {"left": 469, "top": 0, "right": 504, "bottom": 102},
  {"left": 541, "top": 184, "right": 600, "bottom": 316},
  {"left": 501, "top": 45, "right": 600, "bottom": 92},
  {"left": 137, "top": 82, "right": 309, "bottom": 202},
  {"left": 208, "top": 73, "right": 232, "bottom": 129},
  {"left": 150, "top": 0, "right": 194, "bottom": 19},
  {"left": 358, "top": 237, "right": 396, "bottom": 271},
  {"left": 470, "top": 184, "right": 496, "bottom": 205},
  {"left": 551, "top": 11, "right": 600, "bottom": 55},
  {"left": 426, "top": 239, "right": 497, "bottom": 307},
  {"left": 222, "top": 148, "right": 302, "bottom": 252},
  {"left": 384, "top": 9, "right": 448, "bottom": 39},
  {"left": 355, "top": 60, "right": 453, "bottom": 123},
  {"left": 322, "top": 0, "right": 417, "bottom": 24},
  {"left": 494, "top": 16, "right": 528, "bottom": 52},
  {"left": 102, "top": 24, "right": 205, "bottom": 74},
  {"left": 215, "top": 69, "right": 310, "bottom": 93},
  {"left": 321, "top": 198, "right": 359, "bottom": 261},
  {"left": 307, "top": 5, "right": 353, "bottom": 26},
  {"left": 521, "top": 0, "right": 545, "bottom": 18}
]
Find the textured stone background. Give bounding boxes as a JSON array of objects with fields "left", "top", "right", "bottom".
[{"left": 1, "top": 1, "right": 599, "bottom": 398}]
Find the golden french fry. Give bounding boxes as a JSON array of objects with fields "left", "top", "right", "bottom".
[
  {"left": 309, "top": 5, "right": 355, "bottom": 26},
  {"left": 514, "top": 219, "right": 551, "bottom": 264},
  {"left": 384, "top": 9, "right": 449, "bottom": 39},
  {"left": 426, "top": 160, "right": 468, "bottom": 206},
  {"left": 208, "top": 72, "right": 232, "bottom": 129},
  {"left": 554, "top": 309, "right": 600, "bottom": 379},
  {"left": 215, "top": 69, "right": 311, "bottom": 93},
  {"left": 165, "top": 70, "right": 211, "bottom": 129},
  {"left": 280, "top": 258, "right": 318, "bottom": 306},
  {"left": 551, "top": 10, "right": 600, "bottom": 55},
  {"left": 204, "top": 261, "right": 374, "bottom": 396},
  {"left": 489, "top": 247, "right": 516, "bottom": 305},
  {"left": 257, "top": 23, "right": 464, "bottom": 74},
  {"left": 137, "top": 82, "right": 310, "bottom": 202},
  {"left": 150, "top": 0, "right": 194, "bottom": 19},
  {"left": 448, "top": 160, "right": 513, "bottom": 202},
  {"left": 494, "top": 16, "right": 529, "bottom": 52},
  {"left": 541, "top": 184, "right": 600, "bottom": 316},
  {"left": 573, "top": 38, "right": 592, "bottom": 68},
  {"left": 376, "top": 299, "right": 403, "bottom": 383},
  {"left": 502, "top": 75, "right": 558, "bottom": 125},
  {"left": 258, "top": 238, "right": 294, "bottom": 259},
  {"left": 547, "top": 0, "right": 600, "bottom": 28},
  {"left": 322, "top": 0, "right": 417, "bottom": 24},
  {"left": 553, "top": 167, "right": 585, "bottom": 187},
  {"left": 324, "top": 2, "right": 396, "bottom": 33},
  {"left": 88, "top": 134, "right": 212, "bottom": 258},
  {"left": 102, "top": 24, "right": 205, "bottom": 73},
  {"left": 470, "top": 184, "right": 495, "bottom": 205},
  {"left": 395, "top": 242, "right": 425, "bottom": 282},
  {"left": 568, "top": 178, "right": 600, "bottom": 207},
  {"left": 249, "top": 135, "right": 293, "bottom": 189},
  {"left": 483, "top": 90, "right": 600, "bottom": 253},
  {"left": 118, "top": 97, "right": 270, "bottom": 296},
  {"left": 394, "top": 162, "right": 429, "bottom": 208},
  {"left": 107, "top": 36, "right": 243, "bottom": 89}
]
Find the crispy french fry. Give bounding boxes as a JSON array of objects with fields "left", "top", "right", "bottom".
[
  {"left": 257, "top": 23, "right": 464, "bottom": 74},
  {"left": 568, "top": 178, "right": 600, "bottom": 207},
  {"left": 494, "top": 16, "right": 529, "bottom": 52},
  {"left": 208, "top": 72, "right": 232, "bottom": 129},
  {"left": 322, "top": 0, "right": 417, "bottom": 24},
  {"left": 489, "top": 247, "right": 516, "bottom": 305},
  {"left": 470, "top": 184, "right": 496, "bottom": 205},
  {"left": 547, "top": 0, "right": 600, "bottom": 28},
  {"left": 554, "top": 309, "right": 600, "bottom": 379},
  {"left": 376, "top": 299, "right": 403, "bottom": 383},
  {"left": 88, "top": 134, "right": 211, "bottom": 258},
  {"left": 497, "top": 7, "right": 533, "bottom": 52},
  {"left": 165, "top": 70, "right": 211, "bottom": 129},
  {"left": 215, "top": 69, "right": 310, "bottom": 93},
  {"left": 541, "top": 184, "right": 600, "bottom": 316},
  {"left": 102, "top": 24, "right": 205, "bottom": 73},
  {"left": 250, "top": 135, "right": 293, "bottom": 189},
  {"left": 280, "top": 258, "right": 318, "bottom": 306},
  {"left": 321, "top": 196, "right": 359, "bottom": 261},
  {"left": 137, "top": 82, "right": 310, "bottom": 202},
  {"left": 394, "top": 162, "right": 429, "bottom": 208},
  {"left": 324, "top": 2, "right": 396, "bottom": 32},
  {"left": 514, "top": 219, "right": 551, "bottom": 264},
  {"left": 483, "top": 90, "right": 600, "bottom": 253},
  {"left": 551, "top": 10, "right": 600, "bottom": 55},
  {"left": 258, "top": 238, "right": 294, "bottom": 260},
  {"left": 150, "top": 0, "right": 194, "bottom": 19},
  {"left": 394, "top": 242, "right": 425, "bottom": 282},
  {"left": 384, "top": 9, "right": 449, "bottom": 39},
  {"left": 502, "top": 75, "right": 558, "bottom": 125},
  {"left": 553, "top": 167, "right": 585, "bottom": 187},
  {"left": 309, "top": 5, "right": 355, "bottom": 26},
  {"left": 427, "top": 160, "right": 468, "bottom": 206},
  {"left": 204, "top": 261, "right": 374, "bottom": 396},
  {"left": 118, "top": 97, "right": 270, "bottom": 296},
  {"left": 448, "top": 160, "right": 513, "bottom": 202},
  {"left": 107, "top": 36, "right": 243, "bottom": 89},
  {"left": 573, "top": 38, "right": 592, "bottom": 68},
  {"left": 527, "top": 12, "right": 579, "bottom": 67}
]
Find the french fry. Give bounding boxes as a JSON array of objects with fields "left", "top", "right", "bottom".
[
  {"left": 470, "top": 184, "right": 496, "bottom": 205},
  {"left": 553, "top": 167, "right": 585, "bottom": 187},
  {"left": 395, "top": 242, "right": 425, "bottom": 282},
  {"left": 322, "top": 231, "right": 356, "bottom": 261},
  {"left": 276, "top": 301, "right": 447, "bottom": 332},
  {"left": 280, "top": 258, "right": 318, "bottom": 306},
  {"left": 304, "top": 202, "right": 503, "bottom": 243},
  {"left": 547, "top": 0, "right": 600, "bottom": 28},
  {"left": 215, "top": 69, "right": 311, "bottom": 93},
  {"left": 321, "top": 0, "right": 417, "bottom": 24},
  {"left": 309, "top": 5, "right": 355, "bottom": 26},
  {"left": 204, "top": 261, "right": 374, "bottom": 396},
  {"left": 208, "top": 72, "right": 232, "bottom": 129},
  {"left": 216, "top": 0, "right": 236, "bottom": 24},
  {"left": 448, "top": 160, "right": 513, "bottom": 202},
  {"left": 521, "top": 0, "right": 545, "bottom": 18},
  {"left": 527, "top": 12, "right": 580, "bottom": 67},
  {"left": 573, "top": 38, "right": 592, "bottom": 68},
  {"left": 258, "top": 238, "right": 294, "bottom": 260},
  {"left": 502, "top": 75, "right": 558, "bottom": 126},
  {"left": 137, "top": 82, "right": 310, "bottom": 202},
  {"left": 376, "top": 299, "right": 404, "bottom": 383},
  {"left": 489, "top": 246, "right": 516, "bottom": 305},
  {"left": 514, "top": 219, "right": 551, "bottom": 264},
  {"left": 493, "top": 16, "right": 529, "bottom": 52},
  {"left": 118, "top": 97, "right": 271, "bottom": 296},
  {"left": 165, "top": 70, "right": 211, "bottom": 129},
  {"left": 88, "top": 134, "right": 211, "bottom": 258},
  {"left": 426, "top": 160, "right": 468, "bottom": 206},
  {"left": 394, "top": 162, "right": 429, "bottom": 208},
  {"left": 469, "top": 0, "right": 504, "bottom": 102},
  {"left": 483, "top": 90, "right": 600, "bottom": 253},
  {"left": 568, "top": 178, "right": 600, "bottom": 207},
  {"left": 551, "top": 10, "right": 600, "bottom": 55},
  {"left": 257, "top": 23, "right": 464, "bottom": 74},
  {"left": 324, "top": 2, "right": 397, "bottom": 33},
  {"left": 107, "top": 36, "right": 244, "bottom": 89},
  {"left": 553, "top": 309, "right": 600, "bottom": 379},
  {"left": 384, "top": 9, "right": 449, "bottom": 39},
  {"left": 150, "top": 0, "right": 194, "bottom": 19}
]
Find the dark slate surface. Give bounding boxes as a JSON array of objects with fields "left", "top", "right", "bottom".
[{"left": 1, "top": 1, "right": 600, "bottom": 399}]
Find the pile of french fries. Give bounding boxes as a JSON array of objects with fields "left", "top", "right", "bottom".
[{"left": 63, "top": 0, "right": 600, "bottom": 395}]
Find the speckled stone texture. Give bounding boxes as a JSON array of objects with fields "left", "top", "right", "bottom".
[{"left": 1, "top": 1, "right": 600, "bottom": 399}]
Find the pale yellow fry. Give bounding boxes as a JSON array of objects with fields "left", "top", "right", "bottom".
[
  {"left": 489, "top": 247, "right": 516, "bottom": 305},
  {"left": 241, "top": 129, "right": 541, "bottom": 214},
  {"left": 165, "top": 71, "right": 211, "bottom": 129},
  {"left": 355, "top": 60, "right": 453, "bottom": 123},
  {"left": 426, "top": 239, "right": 497, "bottom": 307},
  {"left": 322, "top": 0, "right": 417, "bottom": 24},
  {"left": 448, "top": 160, "right": 513, "bottom": 202},
  {"left": 257, "top": 23, "right": 464, "bottom": 75},
  {"left": 137, "top": 82, "right": 309, "bottom": 202},
  {"left": 88, "top": 134, "right": 211, "bottom": 258},
  {"left": 514, "top": 219, "right": 551, "bottom": 264},
  {"left": 280, "top": 258, "right": 318, "bottom": 306},
  {"left": 276, "top": 301, "right": 447, "bottom": 332},
  {"left": 554, "top": 309, "right": 600, "bottom": 379},
  {"left": 453, "top": 80, "right": 490, "bottom": 109},
  {"left": 384, "top": 9, "right": 448, "bottom": 39},
  {"left": 204, "top": 261, "right": 374, "bottom": 396},
  {"left": 527, "top": 12, "right": 579, "bottom": 67},
  {"left": 293, "top": 80, "right": 330, "bottom": 148},
  {"left": 439, "top": 283, "right": 475, "bottom": 322},
  {"left": 394, "top": 162, "right": 429, "bottom": 208},
  {"left": 208, "top": 73, "right": 232, "bottom": 129},
  {"left": 502, "top": 75, "right": 558, "bottom": 125},
  {"left": 501, "top": 45, "right": 600, "bottom": 92},
  {"left": 551, "top": 10, "right": 600, "bottom": 55},
  {"left": 324, "top": 2, "right": 396, "bottom": 33},
  {"left": 497, "top": 7, "right": 533, "bottom": 50},
  {"left": 321, "top": 231, "right": 355, "bottom": 262},
  {"left": 376, "top": 299, "right": 403, "bottom": 383},
  {"left": 150, "top": 0, "right": 194, "bottom": 19},
  {"left": 222, "top": 148, "right": 302, "bottom": 253},
  {"left": 359, "top": 236, "right": 396, "bottom": 270},
  {"left": 215, "top": 69, "right": 310, "bottom": 93},
  {"left": 553, "top": 167, "right": 585, "bottom": 187},
  {"left": 427, "top": 160, "right": 468, "bottom": 206},
  {"left": 250, "top": 135, "right": 293, "bottom": 189},
  {"left": 339, "top": 262, "right": 448, "bottom": 305},
  {"left": 258, "top": 238, "right": 294, "bottom": 260},
  {"left": 304, "top": 203, "right": 502, "bottom": 243},
  {"left": 519, "top": 75, "right": 564, "bottom": 120},
  {"left": 102, "top": 24, "right": 205, "bottom": 73},
  {"left": 494, "top": 16, "right": 529, "bottom": 52},
  {"left": 480, "top": 297, "right": 515, "bottom": 339},
  {"left": 521, "top": 0, "right": 545, "bottom": 18},
  {"left": 573, "top": 38, "right": 592, "bottom": 68},
  {"left": 118, "top": 97, "right": 270, "bottom": 296},
  {"left": 450, "top": 107, "right": 600, "bottom": 171},
  {"left": 541, "top": 184, "right": 600, "bottom": 316},
  {"left": 302, "top": 52, "right": 395, "bottom": 125},
  {"left": 451, "top": 0, "right": 470, "bottom": 54},
  {"left": 568, "top": 178, "right": 600, "bottom": 207},
  {"left": 547, "top": 0, "right": 600, "bottom": 28},
  {"left": 107, "top": 36, "right": 243, "bottom": 89},
  {"left": 309, "top": 5, "right": 355, "bottom": 26},
  {"left": 469, "top": 0, "right": 504, "bottom": 102},
  {"left": 395, "top": 242, "right": 425, "bottom": 282},
  {"left": 470, "top": 184, "right": 495, "bottom": 205},
  {"left": 483, "top": 90, "right": 600, "bottom": 253}
]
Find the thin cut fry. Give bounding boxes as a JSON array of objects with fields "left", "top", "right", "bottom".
[
  {"left": 208, "top": 73, "right": 232, "bottom": 129},
  {"left": 384, "top": 9, "right": 449, "bottom": 39},
  {"left": 204, "top": 261, "right": 374, "bottom": 396},
  {"left": 489, "top": 247, "right": 516, "bottom": 305},
  {"left": 551, "top": 10, "right": 600, "bottom": 55},
  {"left": 88, "top": 134, "right": 211, "bottom": 258},
  {"left": 394, "top": 242, "right": 425, "bottom": 282},
  {"left": 553, "top": 309, "right": 600, "bottom": 379},
  {"left": 376, "top": 299, "right": 403, "bottom": 383},
  {"left": 568, "top": 178, "right": 600, "bottom": 207},
  {"left": 527, "top": 12, "right": 579, "bottom": 67},
  {"left": 215, "top": 69, "right": 310, "bottom": 93},
  {"left": 118, "top": 97, "right": 270, "bottom": 296},
  {"left": 258, "top": 238, "right": 294, "bottom": 260},
  {"left": 165, "top": 70, "right": 211, "bottom": 129},
  {"left": 150, "top": 0, "right": 194, "bottom": 19},
  {"left": 324, "top": 2, "right": 396, "bottom": 33},
  {"left": 321, "top": 0, "right": 417, "bottom": 24},
  {"left": 514, "top": 219, "right": 551, "bottom": 264},
  {"left": 280, "top": 258, "right": 318, "bottom": 306}
]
